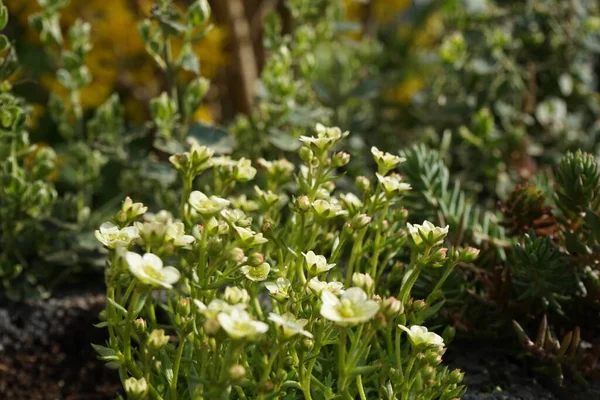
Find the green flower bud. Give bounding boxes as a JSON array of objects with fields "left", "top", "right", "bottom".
[
  {"left": 332, "top": 151, "right": 350, "bottom": 167},
  {"left": 247, "top": 252, "right": 265, "bottom": 267},
  {"left": 351, "top": 213, "right": 371, "bottom": 230},
  {"left": 229, "top": 364, "right": 246, "bottom": 382},
  {"left": 299, "top": 146, "right": 313, "bottom": 163},
  {"left": 147, "top": 329, "right": 170, "bottom": 351},
  {"left": 382, "top": 297, "right": 404, "bottom": 318},
  {"left": 295, "top": 195, "right": 311, "bottom": 212},
  {"left": 224, "top": 286, "right": 250, "bottom": 304},
  {"left": 134, "top": 318, "right": 147, "bottom": 334},
  {"left": 188, "top": 0, "right": 211, "bottom": 27},
  {"left": 459, "top": 247, "right": 480, "bottom": 263},
  {"left": 177, "top": 298, "right": 191, "bottom": 317},
  {"left": 355, "top": 176, "right": 371, "bottom": 194},
  {"left": 449, "top": 369, "right": 464, "bottom": 384},
  {"left": 124, "top": 377, "right": 148, "bottom": 399},
  {"left": 227, "top": 247, "right": 246, "bottom": 263}
]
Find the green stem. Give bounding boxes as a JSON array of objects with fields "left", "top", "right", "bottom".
[
  {"left": 356, "top": 374, "right": 367, "bottom": 400},
  {"left": 171, "top": 333, "right": 189, "bottom": 400}
]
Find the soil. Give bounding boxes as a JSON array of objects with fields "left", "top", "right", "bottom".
[
  {"left": 445, "top": 338, "right": 600, "bottom": 400},
  {"left": 1, "top": 288, "right": 599, "bottom": 400},
  {"left": 0, "top": 287, "right": 120, "bottom": 400}
]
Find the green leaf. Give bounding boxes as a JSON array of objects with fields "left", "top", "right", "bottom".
[
  {"left": 585, "top": 208, "right": 600, "bottom": 240},
  {"left": 188, "top": 122, "right": 233, "bottom": 154},
  {"left": 268, "top": 129, "right": 300, "bottom": 151},
  {"left": 91, "top": 343, "right": 119, "bottom": 361},
  {"left": 180, "top": 51, "right": 200, "bottom": 74},
  {"left": 0, "top": 34, "right": 8, "bottom": 52},
  {"left": 0, "top": 5, "right": 8, "bottom": 31},
  {"left": 106, "top": 297, "right": 128, "bottom": 316}
]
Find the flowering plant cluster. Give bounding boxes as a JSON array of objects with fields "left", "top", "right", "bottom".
[{"left": 95, "top": 125, "right": 474, "bottom": 399}]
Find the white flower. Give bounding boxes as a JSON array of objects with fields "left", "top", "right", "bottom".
[
  {"left": 406, "top": 220, "right": 449, "bottom": 248},
  {"left": 339, "top": 192, "right": 364, "bottom": 214},
  {"left": 126, "top": 252, "right": 180, "bottom": 289},
  {"left": 264, "top": 277, "right": 292, "bottom": 301},
  {"left": 398, "top": 325, "right": 444, "bottom": 348},
  {"left": 241, "top": 262, "right": 270, "bottom": 281},
  {"left": 298, "top": 135, "right": 333, "bottom": 152},
  {"left": 94, "top": 222, "right": 139, "bottom": 249},
  {"left": 303, "top": 251, "right": 335, "bottom": 275},
  {"left": 144, "top": 210, "right": 174, "bottom": 223},
  {"left": 376, "top": 173, "right": 412, "bottom": 195},
  {"left": 269, "top": 312, "right": 313, "bottom": 338},
  {"left": 234, "top": 158, "right": 257, "bottom": 182},
  {"left": 189, "top": 191, "right": 230, "bottom": 215},
  {"left": 307, "top": 277, "right": 344, "bottom": 296},
  {"left": 312, "top": 199, "right": 347, "bottom": 219},
  {"left": 166, "top": 221, "right": 195, "bottom": 247},
  {"left": 217, "top": 308, "right": 269, "bottom": 340},
  {"left": 194, "top": 298, "right": 246, "bottom": 319},
  {"left": 234, "top": 226, "right": 268, "bottom": 247},
  {"left": 315, "top": 123, "right": 346, "bottom": 140},
  {"left": 320, "top": 287, "right": 380, "bottom": 326},
  {"left": 371, "top": 146, "right": 405, "bottom": 175}
]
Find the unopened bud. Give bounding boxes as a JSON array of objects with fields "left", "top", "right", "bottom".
[
  {"left": 147, "top": 329, "right": 170, "bottom": 351},
  {"left": 355, "top": 176, "right": 371, "bottom": 194},
  {"left": 459, "top": 247, "right": 480, "bottom": 263},
  {"left": 124, "top": 377, "right": 148, "bottom": 399},
  {"left": 229, "top": 364, "right": 246, "bottom": 382}
]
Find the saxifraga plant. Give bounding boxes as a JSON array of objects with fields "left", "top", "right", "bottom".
[{"left": 94, "top": 125, "right": 477, "bottom": 399}]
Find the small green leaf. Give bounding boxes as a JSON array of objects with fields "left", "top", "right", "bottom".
[
  {"left": 0, "top": 34, "right": 8, "bottom": 52},
  {"left": 268, "top": 129, "right": 300, "bottom": 151},
  {"left": 0, "top": 5, "right": 8, "bottom": 31},
  {"left": 188, "top": 122, "right": 233, "bottom": 154},
  {"left": 106, "top": 297, "right": 128, "bottom": 316},
  {"left": 180, "top": 51, "right": 199, "bottom": 74}
]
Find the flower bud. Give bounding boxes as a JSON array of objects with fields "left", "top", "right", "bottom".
[
  {"left": 134, "top": 318, "right": 147, "bottom": 334},
  {"left": 228, "top": 247, "right": 246, "bottom": 263},
  {"left": 301, "top": 338, "right": 314, "bottom": 351},
  {"left": 352, "top": 272, "right": 374, "bottom": 296},
  {"left": 296, "top": 195, "right": 311, "bottom": 212},
  {"left": 412, "top": 299, "right": 427, "bottom": 313},
  {"left": 299, "top": 146, "right": 314, "bottom": 163},
  {"left": 188, "top": 0, "right": 211, "bottom": 26},
  {"left": 147, "top": 329, "right": 170, "bottom": 351},
  {"left": 355, "top": 176, "right": 371, "bottom": 194},
  {"left": 247, "top": 252, "right": 265, "bottom": 267},
  {"left": 177, "top": 298, "right": 191, "bottom": 317},
  {"left": 430, "top": 247, "right": 448, "bottom": 264},
  {"left": 382, "top": 297, "right": 404, "bottom": 318},
  {"left": 332, "top": 151, "right": 350, "bottom": 167},
  {"left": 449, "top": 369, "right": 464, "bottom": 384},
  {"left": 352, "top": 213, "right": 371, "bottom": 230},
  {"left": 425, "top": 349, "right": 443, "bottom": 366},
  {"left": 229, "top": 364, "right": 246, "bottom": 382},
  {"left": 224, "top": 286, "right": 250, "bottom": 304},
  {"left": 459, "top": 247, "right": 480, "bottom": 263},
  {"left": 124, "top": 377, "right": 148, "bottom": 399}
]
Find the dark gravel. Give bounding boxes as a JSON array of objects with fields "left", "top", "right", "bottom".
[
  {"left": 0, "top": 288, "right": 120, "bottom": 400},
  {"left": 445, "top": 338, "right": 600, "bottom": 400}
]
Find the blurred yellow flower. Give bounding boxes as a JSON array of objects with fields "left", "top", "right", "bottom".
[{"left": 8, "top": 0, "right": 226, "bottom": 122}]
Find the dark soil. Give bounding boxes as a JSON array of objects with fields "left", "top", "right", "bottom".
[
  {"left": 445, "top": 338, "right": 600, "bottom": 400},
  {"left": 0, "top": 288, "right": 120, "bottom": 400}
]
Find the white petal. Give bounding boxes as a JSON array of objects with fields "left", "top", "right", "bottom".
[
  {"left": 143, "top": 253, "right": 163, "bottom": 271},
  {"left": 161, "top": 266, "right": 181, "bottom": 285},
  {"left": 126, "top": 252, "right": 143, "bottom": 272},
  {"left": 342, "top": 287, "right": 368, "bottom": 303}
]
